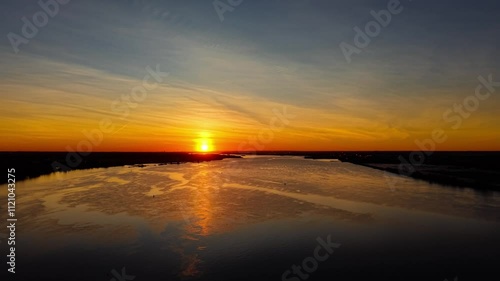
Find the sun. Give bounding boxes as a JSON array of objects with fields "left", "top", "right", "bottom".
[
  {"left": 195, "top": 132, "right": 215, "bottom": 152},
  {"left": 201, "top": 143, "right": 209, "bottom": 152},
  {"left": 196, "top": 137, "right": 214, "bottom": 152}
]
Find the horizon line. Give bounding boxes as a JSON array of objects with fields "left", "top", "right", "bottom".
[{"left": 1, "top": 150, "right": 500, "bottom": 153}]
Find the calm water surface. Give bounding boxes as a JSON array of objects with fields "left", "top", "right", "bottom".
[{"left": 1, "top": 156, "right": 499, "bottom": 280}]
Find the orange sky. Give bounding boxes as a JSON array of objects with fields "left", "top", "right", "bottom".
[{"left": 1, "top": 1, "right": 499, "bottom": 152}]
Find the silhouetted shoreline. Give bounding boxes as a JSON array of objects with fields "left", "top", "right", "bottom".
[
  {"left": 0, "top": 152, "right": 241, "bottom": 184},
  {"left": 299, "top": 151, "right": 500, "bottom": 191},
  {"left": 3, "top": 151, "right": 499, "bottom": 191}
]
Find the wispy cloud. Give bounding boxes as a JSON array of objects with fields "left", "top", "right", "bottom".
[{"left": 0, "top": 0, "right": 499, "bottom": 150}]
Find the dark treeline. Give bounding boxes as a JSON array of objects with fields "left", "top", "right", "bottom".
[
  {"left": 330, "top": 151, "right": 500, "bottom": 191},
  {"left": 0, "top": 152, "right": 241, "bottom": 184},
  {"left": 281, "top": 151, "right": 500, "bottom": 191}
]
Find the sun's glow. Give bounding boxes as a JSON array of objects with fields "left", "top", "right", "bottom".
[
  {"left": 201, "top": 143, "right": 209, "bottom": 151},
  {"left": 195, "top": 132, "right": 214, "bottom": 152}
]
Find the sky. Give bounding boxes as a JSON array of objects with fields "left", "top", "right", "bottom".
[{"left": 0, "top": 0, "right": 499, "bottom": 152}]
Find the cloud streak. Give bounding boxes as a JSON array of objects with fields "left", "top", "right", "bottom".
[{"left": 0, "top": 0, "right": 499, "bottom": 151}]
